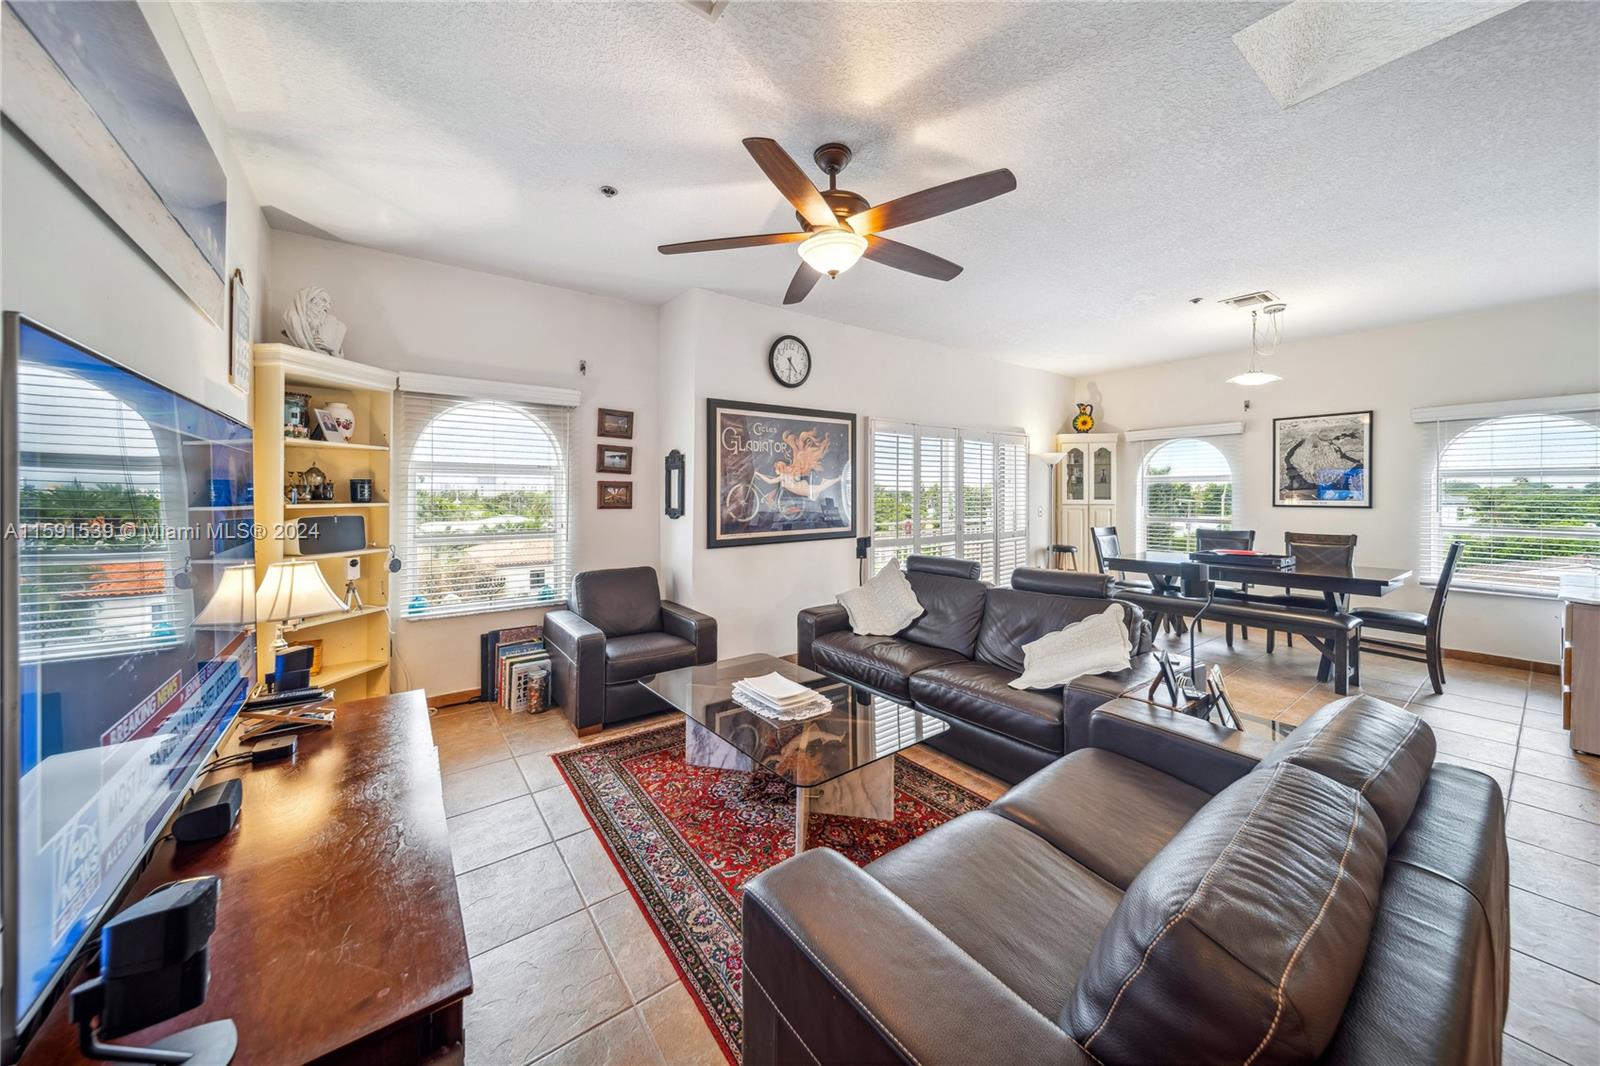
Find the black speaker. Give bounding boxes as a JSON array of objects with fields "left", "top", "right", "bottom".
[
  {"left": 855, "top": 536, "right": 870, "bottom": 560},
  {"left": 172, "top": 779, "right": 242, "bottom": 844}
]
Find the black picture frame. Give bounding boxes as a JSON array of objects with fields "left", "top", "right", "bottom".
[
  {"left": 705, "top": 398, "right": 856, "bottom": 549},
  {"left": 1271, "top": 410, "right": 1373, "bottom": 508}
]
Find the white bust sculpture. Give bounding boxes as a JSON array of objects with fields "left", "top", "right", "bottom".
[{"left": 281, "top": 286, "right": 347, "bottom": 357}]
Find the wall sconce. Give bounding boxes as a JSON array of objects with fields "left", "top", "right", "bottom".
[{"left": 664, "top": 450, "right": 686, "bottom": 519}]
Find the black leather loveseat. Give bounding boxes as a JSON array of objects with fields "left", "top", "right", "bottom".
[
  {"left": 797, "top": 557, "right": 1159, "bottom": 783},
  {"left": 743, "top": 694, "right": 1509, "bottom": 1065}
]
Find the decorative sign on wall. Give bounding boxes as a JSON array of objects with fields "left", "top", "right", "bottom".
[
  {"left": 1272, "top": 410, "right": 1373, "bottom": 507},
  {"left": 705, "top": 398, "right": 856, "bottom": 548}
]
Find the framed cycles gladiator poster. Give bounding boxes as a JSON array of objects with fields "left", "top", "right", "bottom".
[{"left": 705, "top": 398, "right": 856, "bottom": 548}]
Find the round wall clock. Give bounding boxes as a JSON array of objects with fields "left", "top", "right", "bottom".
[{"left": 768, "top": 335, "right": 811, "bottom": 389}]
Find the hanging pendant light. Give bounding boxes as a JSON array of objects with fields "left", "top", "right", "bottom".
[{"left": 1227, "top": 303, "right": 1285, "bottom": 386}]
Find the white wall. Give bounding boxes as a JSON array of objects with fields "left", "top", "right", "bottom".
[
  {"left": 659, "top": 288, "right": 1073, "bottom": 659},
  {"left": 265, "top": 231, "right": 661, "bottom": 695},
  {"left": 1, "top": 3, "right": 268, "bottom": 425},
  {"left": 1075, "top": 291, "right": 1600, "bottom": 664}
]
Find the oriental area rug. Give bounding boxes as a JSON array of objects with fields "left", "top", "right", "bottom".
[{"left": 554, "top": 723, "right": 989, "bottom": 1063}]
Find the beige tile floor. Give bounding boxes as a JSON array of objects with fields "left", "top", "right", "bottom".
[{"left": 432, "top": 630, "right": 1598, "bottom": 1065}]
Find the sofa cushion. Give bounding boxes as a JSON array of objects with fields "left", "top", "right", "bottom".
[
  {"left": 811, "top": 632, "right": 965, "bottom": 699},
  {"left": 974, "top": 587, "right": 1137, "bottom": 673},
  {"left": 837, "top": 561, "right": 925, "bottom": 636},
  {"left": 1258, "top": 694, "right": 1435, "bottom": 845},
  {"left": 603, "top": 632, "right": 697, "bottom": 684},
  {"left": 1067, "top": 763, "right": 1389, "bottom": 1065},
  {"left": 990, "top": 748, "right": 1208, "bottom": 890},
  {"left": 572, "top": 566, "right": 661, "bottom": 638},
  {"left": 909, "top": 661, "right": 1064, "bottom": 752},
  {"left": 867, "top": 811, "right": 1122, "bottom": 1022},
  {"left": 1011, "top": 604, "right": 1132, "bottom": 690},
  {"left": 901, "top": 569, "right": 989, "bottom": 658}
]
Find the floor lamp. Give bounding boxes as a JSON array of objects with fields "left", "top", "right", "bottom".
[{"left": 1035, "top": 452, "right": 1068, "bottom": 569}]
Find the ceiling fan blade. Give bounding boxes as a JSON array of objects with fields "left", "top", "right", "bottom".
[
  {"left": 658, "top": 232, "right": 810, "bottom": 255},
  {"left": 783, "top": 262, "right": 823, "bottom": 305},
  {"left": 863, "top": 235, "right": 963, "bottom": 281},
  {"left": 743, "top": 137, "right": 837, "bottom": 230},
  {"left": 847, "top": 168, "right": 1017, "bottom": 234}
]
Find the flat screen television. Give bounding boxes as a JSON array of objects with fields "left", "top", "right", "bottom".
[{"left": 1, "top": 315, "right": 255, "bottom": 1058}]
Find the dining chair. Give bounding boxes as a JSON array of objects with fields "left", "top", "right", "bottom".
[
  {"left": 1352, "top": 541, "right": 1464, "bottom": 695},
  {"left": 1195, "top": 528, "right": 1256, "bottom": 647},
  {"left": 1091, "top": 525, "right": 1182, "bottom": 636},
  {"left": 1266, "top": 532, "right": 1358, "bottom": 652}
]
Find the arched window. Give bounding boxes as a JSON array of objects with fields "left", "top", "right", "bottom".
[
  {"left": 17, "top": 363, "right": 184, "bottom": 660},
  {"left": 1427, "top": 411, "right": 1600, "bottom": 595},
  {"left": 1139, "top": 438, "right": 1235, "bottom": 551},
  {"left": 397, "top": 394, "right": 574, "bottom": 619}
]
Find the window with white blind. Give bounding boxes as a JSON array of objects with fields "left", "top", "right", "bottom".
[
  {"left": 868, "top": 421, "right": 1029, "bottom": 585},
  {"left": 1138, "top": 437, "right": 1236, "bottom": 551},
  {"left": 17, "top": 362, "right": 187, "bottom": 661},
  {"left": 1422, "top": 409, "right": 1600, "bottom": 596},
  {"left": 397, "top": 392, "right": 574, "bottom": 619}
]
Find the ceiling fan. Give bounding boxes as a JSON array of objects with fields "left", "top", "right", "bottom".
[{"left": 658, "top": 138, "right": 1017, "bottom": 305}]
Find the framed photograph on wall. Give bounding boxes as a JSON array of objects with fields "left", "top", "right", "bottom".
[
  {"left": 597, "top": 481, "right": 634, "bottom": 509},
  {"left": 596, "top": 444, "right": 633, "bottom": 474},
  {"left": 1272, "top": 410, "right": 1373, "bottom": 507},
  {"left": 706, "top": 398, "right": 856, "bottom": 548},
  {"left": 597, "top": 408, "right": 634, "bottom": 439}
]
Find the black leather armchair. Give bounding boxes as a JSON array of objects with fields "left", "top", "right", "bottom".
[{"left": 545, "top": 566, "right": 716, "bottom": 734}]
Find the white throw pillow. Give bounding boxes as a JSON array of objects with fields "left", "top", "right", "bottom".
[
  {"left": 837, "top": 562, "right": 925, "bottom": 636},
  {"left": 1009, "top": 604, "right": 1133, "bottom": 690}
]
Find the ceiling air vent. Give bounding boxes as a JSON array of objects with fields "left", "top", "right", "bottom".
[{"left": 1219, "top": 290, "right": 1281, "bottom": 310}]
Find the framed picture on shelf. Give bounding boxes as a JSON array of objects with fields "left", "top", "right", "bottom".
[
  {"left": 597, "top": 481, "right": 633, "bottom": 509},
  {"left": 1272, "top": 410, "right": 1373, "bottom": 508},
  {"left": 705, "top": 397, "right": 856, "bottom": 549},
  {"left": 596, "top": 444, "right": 633, "bottom": 474},
  {"left": 597, "top": 408, "right": 634, "bottom": 439}
]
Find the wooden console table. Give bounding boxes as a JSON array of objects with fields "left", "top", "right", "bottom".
[{"left": 21, "top": 690, "right": 471, "bottom": 1065}]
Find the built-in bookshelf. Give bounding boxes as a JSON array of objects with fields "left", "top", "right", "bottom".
[{"left": 252, "top": 343, "right": 399, "bottom": 700}]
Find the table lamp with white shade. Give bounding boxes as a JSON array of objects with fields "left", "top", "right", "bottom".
[
  {"left": 195, "top": 560, "right": 346, "bottom": 653},
  {"left": 254, "top": 560, "right": 347, "bottom": 652}
]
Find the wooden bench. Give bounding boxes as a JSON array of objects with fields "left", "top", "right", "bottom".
[{"left": 1114, "top": 589, "right": 1362, "bottom": 695}]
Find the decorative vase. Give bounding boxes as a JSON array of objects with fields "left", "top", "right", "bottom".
[
  {"left": 325, "top": 402, "right": 356, "bottom": 443},
  {"left": 1073, "top": 403, "right": 1096, "bottom": 433}
]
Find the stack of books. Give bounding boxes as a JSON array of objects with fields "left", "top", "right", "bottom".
[{"left": 731, "top": 672, "right": 833, "bottom": 721}]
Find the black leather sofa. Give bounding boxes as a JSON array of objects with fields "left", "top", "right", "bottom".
[
  {"left": 743, "top": 694, "right": 1509, "bottom": 1065},
  {"left": 545, "top": 566, "right": 717, "bottom": 734},
  {"left": 796, "top": 557, "right": 1159, "bottom": 783}
]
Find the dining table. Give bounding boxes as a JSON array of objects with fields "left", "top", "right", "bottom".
[
  {"left": 1102, "top": 549, "right": 1413, "bottom": 691},
  {"left": 1102, "top": 549, "right": 1412, "bottom": 613}
]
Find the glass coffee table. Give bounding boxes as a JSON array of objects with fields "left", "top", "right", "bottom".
[{"left": 642, "top": 653, "right": 949, "bottom": 853}]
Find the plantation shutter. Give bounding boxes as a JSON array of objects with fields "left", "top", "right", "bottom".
[
  {"left": 867, "top": 419, "right": 1031, "bottom": 585},
  {"left": 396, "top": 387, "right": 576, "bottom": 619},
  {"left": 1416, "top": 398, "right": 1600, "bottom": 596}
]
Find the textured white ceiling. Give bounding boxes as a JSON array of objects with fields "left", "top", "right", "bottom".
[{"left": 176, "top": 1, "right": 1599, "bottom": 375}]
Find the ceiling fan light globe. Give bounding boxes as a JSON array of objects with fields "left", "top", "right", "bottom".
[{"left": 798, "top": 229, "right": 867, "bottom": 277}]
